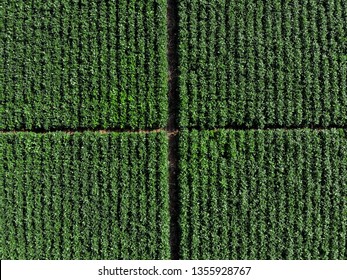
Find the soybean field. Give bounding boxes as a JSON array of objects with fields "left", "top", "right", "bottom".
[
  {"left": 1, "top": 0, "right": 168, "bottom": 130},
  {"left": 0, "top": 132, "right": 170, "bottom": 259},
  {"left": 179, "top": 129, "right": 347, "bottom": 259},
  {"left": 1, "top": 0, "right": 347, "bottom": 261},
  {"left": 178, "top": 0, "right": 347, "bottom": 128}
]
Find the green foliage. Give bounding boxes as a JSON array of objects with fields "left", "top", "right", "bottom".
[
  {"left": 0, "top": 132, "right": 170, "bottom": 259},
  {"left": 179, "top": 129, "right": 347, "bottom": 259},
  {"left": 2, "top": 0, "right": 347, "bottom": 261},
  {"left": 1, "top": 0, "right": 168, "bottom": 130},
  {"left": 178, "top": 0, "right": 347, "bottom": 128}
]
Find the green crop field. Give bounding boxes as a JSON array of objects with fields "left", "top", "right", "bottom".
[
  {"left": 1, "top": 0, "right": 347, "bottom": 261},
  {"left": 179, "top": 129, "right": 347, "bottom": 259},
  {"left": 1, "top": 0, "right": 168, "bottom": 130},
  {"left": 0, "top": 132, "right": 170, "bottom": 259},
  {"left": 178, "top": 0, "right": 347, "bottom": 128}
]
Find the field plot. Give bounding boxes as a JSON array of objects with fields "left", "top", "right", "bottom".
[
  {"left": 178, "top": 0, "right": 347, "bottom": 128},
  {"left": 0, "top": 132, "right": 170, "bottom": 259},
  {"left": 1, "top": 0, "right": 167, "bottom": 130},
  {"left": 179, "top": 129, "right": 347, "bottom": 259}
]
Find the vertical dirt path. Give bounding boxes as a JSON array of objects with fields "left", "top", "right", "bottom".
[{"left": 167, "top": 0, "right": 180, "bottom": 260}]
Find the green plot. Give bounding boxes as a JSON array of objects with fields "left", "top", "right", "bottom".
[
  {"left": 1, "top": 0, "right": 168, "bottom": 130},
  {"left": 178, "top": 0, "right": 347, "bottom": 128},
  {"left": 0, "top": 132, "right": 170, "bottom": 259},
  {"left": 179, "top": 129, "right": 347, "bottom": 259}
]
